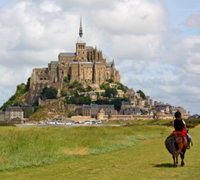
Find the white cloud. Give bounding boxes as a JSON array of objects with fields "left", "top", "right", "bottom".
[
  {"left": 0, "top": 0, "right": 200, "bottom": 115},
  {"left": 185, "top": 10, "right": 200, "bottom": 28}
]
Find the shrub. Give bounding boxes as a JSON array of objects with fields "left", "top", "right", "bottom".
[{"left": 40, "top": 87, "right": 58, "bottom": 99}]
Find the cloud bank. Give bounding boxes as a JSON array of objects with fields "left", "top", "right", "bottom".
[{"left": 0, "top": 0, "right": 200, "bottom": 114}]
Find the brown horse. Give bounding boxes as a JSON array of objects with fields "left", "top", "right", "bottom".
[{"left": 165, "top": 132, "right": 188, "bottom": 167}]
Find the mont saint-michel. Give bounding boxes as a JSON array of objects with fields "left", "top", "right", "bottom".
[
  {"left": 0, "top": 18, "right": 190, "bottom": 124},
  {"left": 29, "top": 18, "right": 120, "bottom": 104}
]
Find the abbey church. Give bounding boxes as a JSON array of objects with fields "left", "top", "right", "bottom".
[{"left": 29, "top": 18, "right": 121, "bottom": 103}]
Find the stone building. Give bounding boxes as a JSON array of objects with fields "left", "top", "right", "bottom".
[
  {"left": 0, "top": 111, "right": 5, "bottom": 122},
  {"left": 82, "top": 104, "right": 118, "bottom": 118},
  {"left": 83, "top": 92, "right": 97, "bottom": 101},
  {"left": 2, "top": 106, "right": 24, "bottom": 123},
  {"left": 28, "top": 18, "right": 120, "bottom": 104}
]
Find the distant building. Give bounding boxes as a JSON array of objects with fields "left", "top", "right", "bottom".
[
  {"left": 84, "top": 92, "right": 97, "bottom": 101},
  {"left": 4, "top": 106, "right": 24, "bottom": 123},
  {"left": 0, "top": 111, "right": 5, "bottom": 122},
  {"left": 82, "top": 104, "right": 117, "bottom": 118}
]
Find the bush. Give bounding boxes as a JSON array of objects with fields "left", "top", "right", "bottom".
[
  {"left": 106, "top": 78, "right": 114, "bottom": 83},
  {"left": 105, "top": 88, "right": 118, "bottom": 98},
  {"left": 110, "top": 98, "right": 122, "bottom": 111},
  {"left": 100, "top": 83, "right": 109, "bottom": 90},
  {"left": 137, "top": 90, "right": 146, "bottom": 99},
  {"left": 68, "top": 112, "right": 72, "bottom": 117},
  {"left": 40, "top": 87, "right": 58, "bottom": 99}
]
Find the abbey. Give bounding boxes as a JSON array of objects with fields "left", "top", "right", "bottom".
[{"left": 29, "top": 18, "right": 120, "bottom": 103}]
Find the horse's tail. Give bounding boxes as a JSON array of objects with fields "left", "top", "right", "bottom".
[{"left": 165, "top": 135, "right": 178, "bottom": 156}]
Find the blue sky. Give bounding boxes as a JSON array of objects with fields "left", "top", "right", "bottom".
[{"left": 0, "top": 0, "right": 200, "bottom": 115}]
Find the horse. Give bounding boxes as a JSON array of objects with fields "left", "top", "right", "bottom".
[{"left": 165, "top": 132, "right": 188, "bottom": 167}]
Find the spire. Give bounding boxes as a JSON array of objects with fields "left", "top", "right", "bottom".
[
  {"left": 77, "top": 15, "right": 85, "bottom": 43},
  {"left": 79, "top": 16, "right": 83, "bottom": 38}
]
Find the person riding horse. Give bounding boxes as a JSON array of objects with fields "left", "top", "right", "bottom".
[{"left": 173, "top": 111, "right": 192, "bottom": 149}]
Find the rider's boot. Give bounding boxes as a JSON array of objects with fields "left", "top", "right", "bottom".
[{"left": 187, "top": 138, "right": 191, "bottom": 149}]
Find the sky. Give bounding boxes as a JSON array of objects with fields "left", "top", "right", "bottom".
[{"left": 0, "top": 0, "right": 200, "bottom": 115}]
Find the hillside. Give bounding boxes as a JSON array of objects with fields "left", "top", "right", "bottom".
[
  {"left": 0, "top": 78, "right": 30, "bottom": 111},
  {"left": 0, "top": 77, "right": 130, "bottom": 121}
]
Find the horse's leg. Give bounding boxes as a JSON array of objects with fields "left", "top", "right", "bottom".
[
  {"left": 172, "top": 155, "right": 175, "bottom": 167},
  {"left": 181, "top": 151, "right": 185, "bottom": 166},
  {"left": 175, "top": 155, "right": 178, "bottom": 167},
  {"left": 173, "top": 155, "right": 177, "bottom": 167}
]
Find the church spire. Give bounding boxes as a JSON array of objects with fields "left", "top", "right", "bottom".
[
  {"left": 77, "top": 15, "right": 85, "bottom": 43},
  {"left": 79, "top": 16, "right": 83, "bottom": 38}
]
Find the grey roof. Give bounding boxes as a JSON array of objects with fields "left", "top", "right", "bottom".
[
  {"left": 79, "top": 62, "right": 93, "bottom": 65},
  {"left": 122, "top": 101, "right": 131, "bottom": 105},
  {"left": 73, "top": 62, "right": 93, "bottom": 65},
  {"left": 83, "top": 104, "right": 98, "bottom": 110},
  {"left": 50, "top": 61, "right": 60, "bottom": 64},
  {"left": 98, "top": 105, "right": 114, "bottom": 108},
  {"left": 59, "top": 53, "right": 76, "bottom": 57},
  {"left": 60, "top": 60, "right": 74, "bottom": 62},
  {"left": 86, "top": 46, "right": 94, "bottom": 50},
  {"left": 83, "top": 104, "right": 114, "bottom": 110},
  {"left": 6, "top": 106, "right": 23, "bottom": 112},
  {"left": 94, "top": 62, "right": 101, "bottom": 65},
  {"left": 106, "top": 62, "right": 112, "bottom": 67}
]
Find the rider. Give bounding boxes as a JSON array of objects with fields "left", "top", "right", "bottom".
[{"left": 173, "top": 111, "right": 192, "bottom": 149}]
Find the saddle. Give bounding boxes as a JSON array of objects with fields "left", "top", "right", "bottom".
[{"left": 173, "top": 130, "right": 187, "bottom": 138}]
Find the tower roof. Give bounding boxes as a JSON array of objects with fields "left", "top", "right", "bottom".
[{"left": 77, "top": 16, "right": 85, "bottom": 43}]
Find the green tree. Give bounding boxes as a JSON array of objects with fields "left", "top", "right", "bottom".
[
  {"left": 68, "top": 112, "right": 72, "bottom": 117},
  {"left": 95, "top": 92, "right": 100, "bottom": 99},
  {"left": 110, "top": 98, "right": 122, "bottom": 111},
  {"left": 106, "top": 78, "right": 114, "bottom": 83},
  {"left": 69, "top": 80, "right": 81, "bottom": 89},
  {"left": 25, "top": 77, "right": 30, "bottom": 91},
  {"left": 61, "top": 89, "right": 68, "bottom": 96},
  {"left": 100, "top": 83, "right": 109, "bottom": 90},
  {"left": 69, "top": 96, "right": 76, "bottom": 104},
  {"left": 84, "top": 95, "right": 91, "bottom": 104},
  {"left": 40, "top": 87, "right": 58, "bottom": 99},
  {"left": 74, "top": 91, "right": 79, "bottom": 98},
  {"left": 76, "top": 86, "right": 85, "bottom": 92},
  {"left": 105, "top": 88, "right": 118, "bottom": 98},
  {"left": 123, "top": 94, "right": 128, "bottom": 101},
  {"left": 86, "top": 85, "right": 92, "bottom": 92},
  {"left": 137, "top": 90, "right": 146, "bottom": 99}
]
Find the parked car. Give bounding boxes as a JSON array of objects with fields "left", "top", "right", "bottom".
[
  {"left": 84, "top": 120, "right": 92, "bottom": 124},
  {"left": 65, "top": 120, "right": 75, "bottom": 125},
  {"left": 46, "top": 121, "right": 56, "bottom": 125},
  {"left": 91, "top": 120, "right": 98, "bottom": 124},
  {"left": 56, "top": 121, "right": 64, "bottom": 125},
  {"left": 96, "top": 120, "right": 102, "bottom": 124}
]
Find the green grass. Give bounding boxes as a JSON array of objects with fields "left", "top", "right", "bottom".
[
  {"left": 105, "top": 118, "right": 200, "bottom": 128},
  {"left": 0, "top": 122, "right": 15, "bottom": 126},
  {"left": 1, "top": 125, "right": 200, "bottom": 180},
  {"left": 0, "top": 125, "right": 170, "bottom": 172}
]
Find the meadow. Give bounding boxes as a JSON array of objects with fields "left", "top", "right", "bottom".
[{"left": 0, "top": 123, "right": 200, "bottom": 179}]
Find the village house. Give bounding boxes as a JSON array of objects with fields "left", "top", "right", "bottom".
[{"left": 82, "top": 104, "right": 118, "bottom": 118}]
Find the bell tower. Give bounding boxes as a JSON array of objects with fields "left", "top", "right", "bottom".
[{"left": 76, "top": 16, "right": 87, "bottom": 61}]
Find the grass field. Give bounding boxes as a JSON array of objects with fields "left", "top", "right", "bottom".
[{"left": 0, "top": 124, "right": 200, "bottom": 180}]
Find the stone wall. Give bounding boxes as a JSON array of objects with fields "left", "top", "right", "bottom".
[
  {"left": 38, "top": 98, "right": 59, "bottom": 106},
  {"left": 63, "top": 116, "right": 95, "bottom": 122},
  {"left": 66, "top": 104, "right": 83, "bottom": 112}
]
